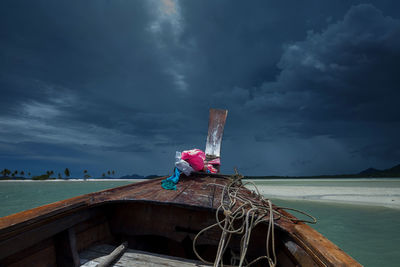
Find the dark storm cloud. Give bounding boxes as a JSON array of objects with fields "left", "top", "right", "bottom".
[
  {"left": 245, "top": 4, "right": 400, "bottom": 132},
  {"left": 1, "top": 1, "right": 400, "bottom": 176},
  {"left": 0, "top": 1, "right": 188, "bottom": 137},
  {"left": 239, "top": 4, "right": 400, "bottom": 170},
  {"left": 179, "top": 0, "right": 351, "bottom": 91},
  {"left": 0, "top": 1, "right": 179, "bottom": 110}
]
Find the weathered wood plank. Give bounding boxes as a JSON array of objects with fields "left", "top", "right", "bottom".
[
  {"left": 205, "top": 108, "right": 228, "bottom": 159},
  {"left": 80, "top": 244, "right": 212, "bottom": 267},
  {"left": 97, "top": 242, "right": 128, "bottom": 267}
]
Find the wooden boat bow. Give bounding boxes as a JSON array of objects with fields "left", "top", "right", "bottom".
[{"left": 0, "top": 175, "right": 362, "bottom": 266}]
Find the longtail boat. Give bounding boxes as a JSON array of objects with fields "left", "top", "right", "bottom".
[{"left": 0, "top": 109, "right": 362, "bottom": 266}]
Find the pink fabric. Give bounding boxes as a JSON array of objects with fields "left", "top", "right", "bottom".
[
  {"left": 207, "top": 158, "right": 220, "bottom": 165},
  {"left": 181, "top": 149, "right": 206, "bottom": 171},
  {"left": 206, "top": 164, "right": 218, "bottom": 173},
  {"left": 205, "top": 158, "right": 220, "bottom": 173}
]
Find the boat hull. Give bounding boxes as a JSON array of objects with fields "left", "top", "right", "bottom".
[{"left": 0, "top": 176, "right": 362, "bottom": 266}]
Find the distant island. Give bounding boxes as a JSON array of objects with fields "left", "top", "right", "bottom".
[
  {"left": 1, "top": 163, "right": 400, "bottom": 180},
  {"left": 245, "top": 163, "right": 400, "bottom": 179},
  {"left": 0, "top": 167, "right": 162, "bottom": 180}
]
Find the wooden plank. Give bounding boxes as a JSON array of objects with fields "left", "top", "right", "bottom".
[
  {"left": 0, "top": 198, "right": 87, "bottom": 236},
  {"left": 171, "top": 178, "right": 215, "bottom": 208},
  {"left": 80, "top": 244, "right": 211, "bottom": 267},
  {"left": 54, "top": 228, "right": 80, "bottom": 267},
  {"left": 97, "top": 242, "right": 128, "bottom": 267},
  {"left": 0, "top": 208, "right": 100, "bottom": 259},
  {"left": 283, "top": 240, "right": 318, "bottom": 267},
  {"left": 6, "top": 243, "right": 57, "bottom": 267},
  {"left": 0, "top": 238, "right": 56, "bottom": 267},
  {"left": 75, "top": 221, "right": 113, "bottom": 252},
  {"left": 205, "top": 108, "right": 228, "bottom": 158},
  {"left": 109, "top": 201, "right": 221, "bottom": 246}
]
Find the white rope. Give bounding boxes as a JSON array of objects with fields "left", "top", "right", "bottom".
[{"left": 193, "top": 172, "right": 317, "bottom": 267}]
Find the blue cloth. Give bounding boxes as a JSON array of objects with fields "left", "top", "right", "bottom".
[{"left": 161, "top": 168, "right": 181, "bottom": 190}]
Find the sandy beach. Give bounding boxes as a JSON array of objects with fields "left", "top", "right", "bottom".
[{"left": 250, "top": 183, "right": 400, "bottom": 209}]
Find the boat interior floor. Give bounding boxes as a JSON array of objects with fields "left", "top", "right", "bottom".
[{"left": 80, "top": 243, "right": 212, "bottom": 267}]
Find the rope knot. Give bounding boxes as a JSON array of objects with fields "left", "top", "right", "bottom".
[{"left": 223, "top": 209, "right": 232, "bottom": 216}]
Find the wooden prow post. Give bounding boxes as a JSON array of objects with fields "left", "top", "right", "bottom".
[{"left": 205, "top": 108, "right": 228, "bottom": 173}]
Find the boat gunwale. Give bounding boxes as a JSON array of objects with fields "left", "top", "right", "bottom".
[{"left": 0, "top": 177, "right": 165, "bottom": 234}]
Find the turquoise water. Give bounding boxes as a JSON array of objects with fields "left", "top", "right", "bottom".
[
  {"left": 272, "top": 199, "right": 400, "bottom": 267},
  {"left": 0, "top": 181, "right": 133, "bottom": 217},
  {"left": 1, "top": 180, "right": 399, "bottom": 266}
]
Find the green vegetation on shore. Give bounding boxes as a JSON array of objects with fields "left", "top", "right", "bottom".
[{"left": 0, "top": 168, "right": 120, "bottom": 180}]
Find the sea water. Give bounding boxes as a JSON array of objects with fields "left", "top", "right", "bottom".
[
  {"left": 0, "top": 180, "right": 133, "bottom": 217},
  {"left": 272, "top": 198, "right": 400, "bottom": 267},
  {"left": 0, "top": 179, "right": 399, "bottom": 266}
]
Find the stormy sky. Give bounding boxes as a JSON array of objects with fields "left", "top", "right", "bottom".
[{"left": 1, "top": 0, "right": 399, "bottom": 177}]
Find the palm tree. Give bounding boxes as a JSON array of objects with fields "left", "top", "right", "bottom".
[
  {"left": 83, "top": 170, "right": 88, "bottom": 180},
  {"left": 20, "top": 171, "right": 25, "bottom": 176},
  {"left": 64, "top": 168, "right": 70, "bottom": 178},
  {"left": 107, "top": 170, "right": 111, "bottom": 176},
  {"left": 102, "top": 173, "right": 106, "bottom": 177},
  {"left": 112, "top": 170, "right": 115, "bottom": 176},
  {"left": 0, "top": 169, "right": 7, "bottom": 177},
  {"left": 46, "top": 171, "right": 54, "bottom": 178}
]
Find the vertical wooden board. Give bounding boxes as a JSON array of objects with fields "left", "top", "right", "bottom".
[
  {"left": 76, "top": 222, "right": 112, "bottom": 252},
  {"left": 205, "top": 109, "right": 228, "bottom": 158},
  {"left": 54, "top": 228, "right": 80, "bottom": 267}
]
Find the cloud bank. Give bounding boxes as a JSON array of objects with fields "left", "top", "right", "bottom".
[{"left": 0, "top": 1, "right": 399, "bottom": 176}]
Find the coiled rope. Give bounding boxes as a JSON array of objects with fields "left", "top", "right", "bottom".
[{"left": 193, "top": 171, "right": 317, "bottom": 267}]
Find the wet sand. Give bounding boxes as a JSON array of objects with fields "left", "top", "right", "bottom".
[{"left": 250, "top": 183, "right": 400, "bottom": 209}]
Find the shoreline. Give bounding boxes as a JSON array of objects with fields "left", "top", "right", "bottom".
[
  {"left": 2, "top": 178, "right": 399, "bottom": 209},
  {"left": 249, "top": 184, "right": 400, "bottom": 209},
  {"left": 0, "top": 179, "right": 150, "bottom": 182}
]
